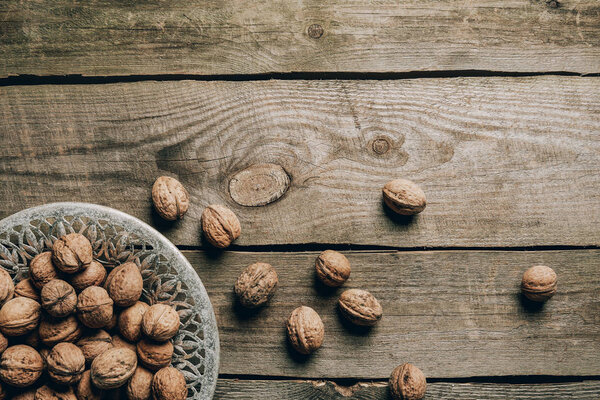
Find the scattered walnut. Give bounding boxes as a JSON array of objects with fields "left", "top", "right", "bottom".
[
  {"left": 29, "top": 252, "right": 58, "bottom": 289},
  {"left": 119, "top": 301, "right": 150, "bottom": 342},
  {"left": 136, "top": 339, "right": 173, "bottom": 371},
  {"left": 338, "top": 289, "right": 382, "bottom": 327},
  {"left": 151, "top": 367, "right": 187, "bottom": 400},
  {"left": 0, "top": 297, "right": 41, "bottom": 336},
  {"left": 35, "top": 385, "right": 77, "bottom": 400},
  {"left": 152, "top": 176, "right": 190, "bottom": 221},
  {"left": 40, "top": 279, "right": 77, "bottom": 318},
  {"left": 201, "top": 204, "right": 241, "bottom": 248},
  {"left": 15, "top": 279, "right": 40, "bottom": 302},
  {"left": 104, "top": 262, "right": 143, "bottom": 307},
  {"left": 70, "top": 260, "right": 107, "bottom": 292},
  {"left": 77, "top": 286, "right": 114, "bottom": 328},
  {"left": 111, "top": 335, "right": 137, "bottom": 353},
  {"left": 234, "top": 262, "right": 278, "bottom": 308},
  {"left": 141, "top": 304, "right": 180, "bottom": 342},
  {"left": 39, "top": 314, "right": 83, "bottom": 347},
  {"left": 76, "top": 330, "right": 113, "bottom": 365},
  {"left": 0, "top": 269, "right": 14, "bottom": 306},
  {"left": 389, "top": 363, "right": 427, "bottom": 400},
  {"left": 76, "top": 370, "right": 104, "bottom": 400},
  {"left": 521, "top": 265, "right": 557, "bottom": 302},
  {"left": 52, "top": 233, "right": 93, "bottom": 274},
  {"left": 126, "top": 366, "right": 154, "bottom": 400},
  {"left": 382, "top": 179, "right": 427, "bottom": 215},
  {"left": 0, "top": 345, "right": 43, "bottom": 387},
  {"left": 90, "top": 347, "right": 137, "bottom": 389},
  {"left": 286, "top": 306, "right": 324, "bottom": 355},
  {"left": 315, "top": 250, "right": 351, "bottom": 287},
  {"left": 46, "top": 342, "right": 85, "bottom": 385}
]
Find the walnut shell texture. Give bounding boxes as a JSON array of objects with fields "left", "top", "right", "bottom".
[
  {"left": 521, "top": 265, "right": 557, "bottom": 302},
  {"left": 76, "top": 370, "right": 104, "bottom": 400},
  {"left": 29, "top": 252, "right": 59, "bottom": 289},
  {"left": 201, "top": 205, "right": 241, "bottom": 248},
  {"left": 35, "top": 385, "right": 77, "bottom": 400},
  {"left": 234, "top": 262, "right": 278, "bottom": 308},
  {"left": 338, "top": 289, "right": 383, "bottom": 327},
  {"left": 382, "top": 179, "right": 427, "bottom": 215},
  {"left": 151, "top": 367, "right": 187, "bottom": 400},
  {"left": 0, "top": 297, "right": 41, "bottom": 336},
  {"left": 104, "top": 262, "right": 143, "bottom": 307},
  {"left": 39, "top": 314, "right": 83, "bottom": 347},
  {"left": 111, "top": 335, "right": 137, "bottom": 353},
  {"left": 126, "top": 366, "right": 153, "bottom": 400},
  {"left": 0, "top": 269, "right": 14, "bottom": 306},
  {"left": 286, "top": 306, "right": 324, "bottom": 355},
  {"left": 152, "top": 176, "right": 190, "bottom": 221},
  {"left": 77, "top": 286, "right": 114, "bottom": 328},
  {"left": 136, "top": 339, "right": 173, "bottom": 371},
  {"left": 389, "top": 363, "right": 427, "bottom": 400},
  {"left": 47, "top": 342, "right": 85, "bottom": 385},
  {"left": 0, "top": 345, "right": 43, "bottom": 387},
  {"left": 52, "top": 233, "right": 93, "bottom": 274},
  {"left": 119, "top": 301, "right": 150, "bottom": 342},
  {"left": 41, "top": 279, "right": 77, "bottom": 318},
  {"left": 15, "top": 279, "right": 40, "bottom": 302},
  {"left": 77, "top": 330, "right": 113, "bottom": 365},
  {"left": 91, "top": 347, "right": 137, "bottom": 389},
  {"left": 315, "top": 250, "right": 351, "bottom": 287},
  {"left": 70, "top": 260, "right": 107, "bottom": 292},
  {"left": 141, "top": 304, "right": 180, "bottom": 342}
]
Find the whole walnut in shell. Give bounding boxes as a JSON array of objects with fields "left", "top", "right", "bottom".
[
  {"left": 315, "top": 250, "right": 351, "bottom": 287},
  {"left": 136, "top": 339, "right": 173, "bottom": 371},
  {"left": 77, "top": 286, "right": 114, "bottom": 328},
  {"left": 152, "top": 176, "right": 190, "bottom": 221},
  {"left": 112, "top": 334, "right": 137, "bottom": 353},
  {"left": 0, "top": 297, "right": 41, "bottom": 336},
  {"left": 338, "top": 289, "right": 382, "bottom": 327},
  {"left": 47, "top": 342, "right": 85, "bottom": 385},
  {"left": 77, "top": 330, "right": 113, "bottom": 365},
  {"left": 151, "top": 367, "right": 187, "bottom": 400},
  {"left": 118, "top": 301, "right": 149, "bottom": 342},
  {"left": 0, "top": 345, "right": 43, "bottom": 387},
  {"left": 126, "top": 366, "right": 154, "bottom": 400},
  {"left": 70, "top": 260, "right": 107, "bottom": 292},
  {"left": 141, "top": 304, "right": 180, "bottom": 342},
  {"left": 0, "top": 269, "right": 14, "bottom": 306},
  {"left": 389, "top": 363, "right": 427, "bottom": 400},
  {"left": 15, "top": 279, "right": 40, "bottom": 302},
  {"left": 52, "top": 233, "right": 93, "bottom": 274},
  {"left": 91, "top": 347, "right": 137, "bottom": 389},
  {"left": 39, "top": 314, "right": 83, "bottom": 346},
  {"left": 382, "top": 179, "right": 427, "bottom": 215},
  {"left": 29, "top": 252, "right": 59, "bottom": 289},
  {"left": 41, "top": 279, "right": 77, "bottom": 317},
  {"left": 104, "top": 262, "right": 143, "bottom": 307},
  {"left": 76, "top": 370, "right": 104, "bottom": 400},
  {"left": 234, "top": 262, "right": 278, "bottom": 308},
  {"left": 286, "top": 306, "right": 324, "bottom": 355},
  {"left": 201, "top": 205, "right": 241, "bottom": 248},
  {"left": 35, "top": 385, "right": 77, "bottom": 400},
  {"left": 521, "top": 265, "right": 557, "bottom": 302}
]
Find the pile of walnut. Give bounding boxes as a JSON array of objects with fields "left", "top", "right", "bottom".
[{"left": 0, "top": 233, "right": 187, "bottom": 400}]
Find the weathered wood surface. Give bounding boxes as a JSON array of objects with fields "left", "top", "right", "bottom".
[
  {"left": 187, "top": 249, "right": 600, "bottom": 378},
  {"left": 1, "top": 0, "right": 599, "bottom": 77},
  {"left": 1, "top": 77, "right": 599, "bottom": 248},
  {"left": 214, "top": 379, "right": 600, "bottom": 399}
]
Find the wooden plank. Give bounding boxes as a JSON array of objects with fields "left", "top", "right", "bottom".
[
  {"left": 1, "top": 0, "right": 599, "bottom": 77},
  {"left": 214, "top": 379, "right": 600, "bottom": 399},
  {"left": 1, "top": 77, "right": 599, "bottom": 248},
  {"left": 187, "top": 249, "right": 600, "bottom": 378}
]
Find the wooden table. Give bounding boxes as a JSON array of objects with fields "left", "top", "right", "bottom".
[{"left": 1, "top": 1, "right": 599, "bottom": 398}]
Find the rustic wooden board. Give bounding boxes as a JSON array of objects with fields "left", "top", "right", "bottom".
[
  {"left": 214, "top": 379, "right": 600, "bottom": 399},
  {"left": 186, "top": 249, "right": 600, "bottom": 378},
  {"left": 1, "top": 0, "right": 599, "bottom": 77},
  {"left": 1, "top": 77, "right": 599, "bottom": 247}
]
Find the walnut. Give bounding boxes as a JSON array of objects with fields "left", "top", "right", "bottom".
[
  {"left": 152, "top": 176, "right": 190, "bottom": 221},
  {"left": 111, "top": 335, "right": 137, "bottom": 353},
  {"left": 315, "top": 250, "right": 351, "bottom": 287},
  {"left": 0, "top": 269, "right": 14, "bottom": 306},
  {"left": 286, "top": 306, "right": 324, "bottom": 355},
  {"left": 15, "top": 279, "right": 40, "bottom": 302},
  {"left": 0, "top": 345, "right": 43, "bottom": 387},
  {"left": 91, "top": 347, "right": 137, "bottom": 389},
  {"left": 151, "top": 367, "right": 187, "bottom": 400},
  {"left": 76, "top": 370, "right": 104, "bottom": 400},
  {"left": 338, "top": 289, "right": 382, "bottom": 327},
  {"left": 39, "top": 314, "right": 83, "bottom": 346},
  {"left": 39, "top": 348, "right": 50, "bottom": 366},
  {"left": 126, "top": 366, "right": 153, "bottom": 400},
  {"left": 76, "top": 330, "right": 113, "bottom": 365},
  {"left": 141, "top": 304, "right": 180, "bottom": 341},
  {"left": 521, "top": 265, "right": 557, "bottom": 302},
  {"left": 382, "top": 179, "right": 427, "bottom": 215},
  {"left": 389, "top": 363, "right": 427, "bottom": 400},
  {"left": 52, "top": 233, "right": 93, "bottom": 274},
  {"left": 234, "top": 263, "right": 278, "bottom": 308},
  {"left": 70, "top": 260, "right": 107, "bottom": 292},
  {"left": 29, "top": 252, "right": 59, "bottom": 289},
  {"left": 119, "top": 301, "right": 150, "bottom": 342},
  {"left": 12, "top": 389, "right": 36, "bottom": 400},
  {"left": 47, "top": 342, "right": 85, "bottom": 385},
  {"left": 77, "top": 286, "right": 114, "bottom": 328},
  {"left": 35, "top": 385, "right": 77, "bottom": 400},
  {"left": 136, "top": 339, "right": 173, "bottom": 371},
  {"left": 104, "top": 262, "right": 143, "bottom": 307},
  {"left": 0, "top": 333, "right": 6, "bottom": 354},
  {"left": 201, "top": 205, "right": 241, "bottom": 248},
  {"left": 41, "top": 279, "right": 77, "bottom": 317},
  {"left": 0, "top": 297, "right": 41, "bottom": 336}
]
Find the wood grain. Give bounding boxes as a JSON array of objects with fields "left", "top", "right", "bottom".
[
  {"left": 1, "top": 0, "right": 599, "bottom": 77},
  {"left": 1, "top": 77, "right": 599, "bottom": 248},
  {"left": 187, "top": 249, "right": 600, "bottom": 378}
]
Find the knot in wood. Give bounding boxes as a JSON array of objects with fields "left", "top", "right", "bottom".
[
  {"left": 307, "top": 24, "right": 324, "bottom": 39},
  {"left": 372, "top": 137, "right": 391, "bottom": 155},
  {"left": 229, "top": 163, "right": 290, "bottom": 207}
]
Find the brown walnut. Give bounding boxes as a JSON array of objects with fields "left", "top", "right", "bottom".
[
  {"left": 338, "top": 289, "right": 382, "bottom": 327},
  {"left": 104, "top": 262, "right": 143, "bottom": 307},
  {"left": 382, "top": 179, "right": 427, "bottom": 215},
  {"left": 119, "top": 301, "right": 150, "bottom": 342},
  {"left": 136, "top": 339, "right": 173, "bottom": 371},
  {"left": 41, "top": 279, "right": 77, "bottom": 317},
  {"left": 77, "top": 330, "right": 113, "bottom": 365},
  {"left": 15, "top": 279, "right": 40, "bottom": 302},
  {"left": 286, "top": 306, "right": 324, "bottom": 355},
  {"left": 141, "top": 304, "right": 180, "bottom": 342},
  {"left": 77, "top": 286, "right": 114, "bottom": 328},
  {"left": 47, "top": 342, "right": 85, "bottom": 385},
  {"left": 35, "top": 385, "right": 77, "bottom": 400},
  {"left": 315, "top": 250, "right": 351, "bottom": 287},
  {"left": 126, "top": 366, "right": 154, "bottom": 400},
  {"left": 90, "top": 347, "right": 137, "bottom": 389},
  {"left": 151, "top": 367, "right": 187, "bottom": 400},
  {"left": 0, "top": 345, "right": 43, "bottom": 387},
  {"left": 234, "top": 262, "right": 278, "bottom": 308},
  {"left": 70, "top": 260, "right": 107, "bottom": 292},
  {"left": 201, "top": 205, "right": 241, "bottom": 248},
  {"left": 152, "top": 176, "right": 190, "bottom": 221},
  {"left": 521, "top": 265, "right": 557, "bottom": 302},
  {"left": 52, "top": 233, "right": 93, "bottom": 274},
  {"left": 76, "top": 370, "right": 104, "bottom": 400},
  {"left": 29, "top": 252, "right": 59, "bottom": 289},
  {"left": 0, "top": 297, "right": 41, "bottom": 336},
  {"left": 111, "top": 335, "right": 137, "bottom": 353},
  {"left": 39, "top": 314, "right": 83, "bottom": 346},
  {"left": 0, "top": 269, "right": 14, "bottom": 306},
  {"left": 389, "top": 363, "right": 427, "bottom": 400}
]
